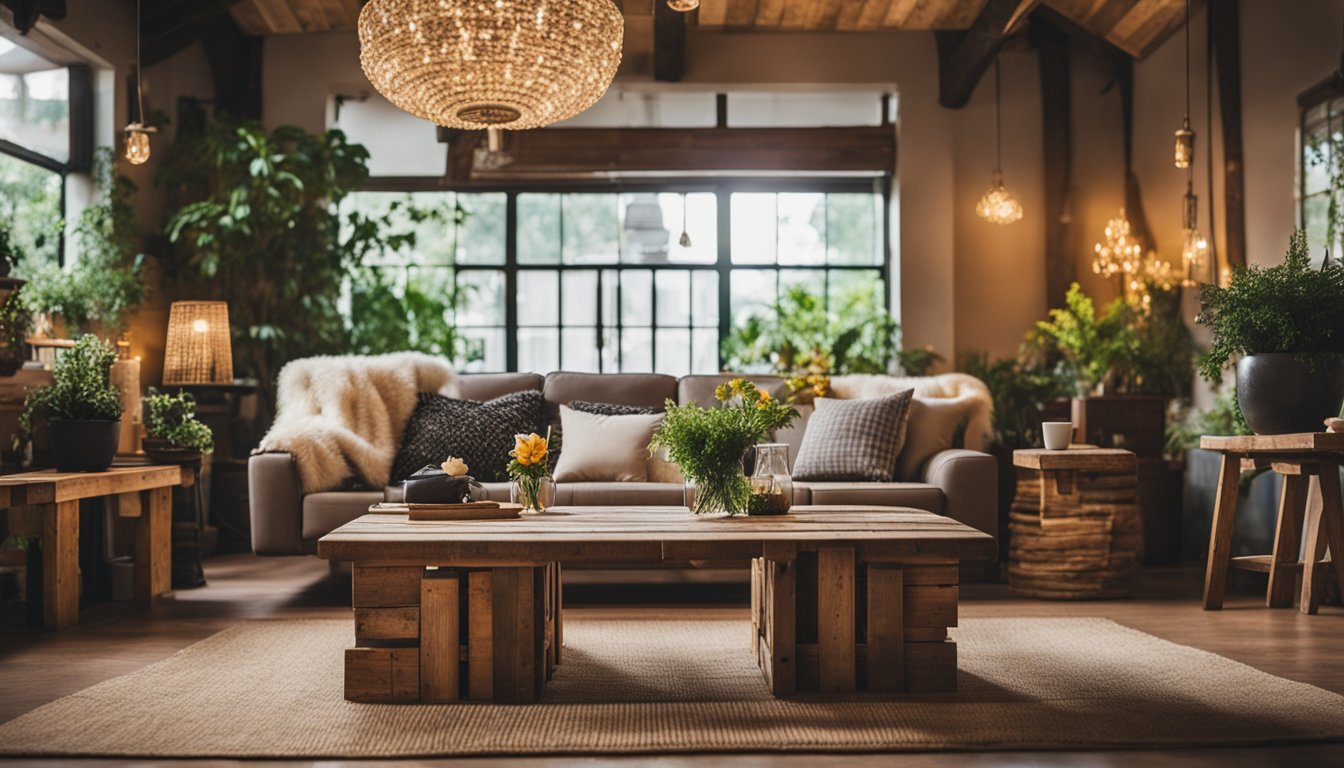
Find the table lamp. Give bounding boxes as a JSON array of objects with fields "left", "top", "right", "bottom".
[{"left": 163, "top": 301, "right": 233, "bottom": 385}]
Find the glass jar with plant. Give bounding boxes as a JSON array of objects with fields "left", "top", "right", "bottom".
[
  {"left": 142, "top": 388, "right": 215, "bottom": 463},
  {"left": 22, "top": 334, "right": 123, "bottom": 472},
  {"left": 507, "top": 431, "right": 553, "bottom": 513},
  {"left": 1196, "top": 230, "right": 1344, "bottom": 434},
  {"left": 651, "top": 379, "right": 799, "bottom": 516}
]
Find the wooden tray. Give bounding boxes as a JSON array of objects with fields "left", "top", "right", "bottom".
[{"left": 369, "top": 501, "right": 524, "bottom": 521}]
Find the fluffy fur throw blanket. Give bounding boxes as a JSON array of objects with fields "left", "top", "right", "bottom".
[
  {"left": 828, "top": 373, "right": 994, "bottom": 451},
  {"left": 255, "top": 353, "right": 458, "bottom": 494}
]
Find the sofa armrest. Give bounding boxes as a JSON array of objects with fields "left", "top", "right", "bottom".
[
  {"left": 923, "top": 449, "right": 998, "bottom": 546},
  {"left": 248, "top": 452, "right": 305, "bottom": 555}
]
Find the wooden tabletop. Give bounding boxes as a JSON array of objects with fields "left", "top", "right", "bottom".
[
  {"left": 1199, "top": 432, "right": 1344, "bottom": 454},
  {"left": 1013, "top": 447, "right": 1137, "bottom": 472},
  {"left": 316, "top": 506, "right": 996, "bottom": 565},
  {"left": 0, "top": 465, "right": 188, "bottom": 507}
]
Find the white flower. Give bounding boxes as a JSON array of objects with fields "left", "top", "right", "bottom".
[{"left": 440, "top": 456, "right": 469, "bottom": 477}]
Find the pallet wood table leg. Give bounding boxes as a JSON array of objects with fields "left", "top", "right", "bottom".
[
  {"left": 467, "top": 570, "right": 494, "bottom": 701},
  {"left": 1203, "top": 453, "right": 1242, "bottom": 610},
  {"left": 867, "top": 565, "right": 905, "bottom": 692},
  {"left": 492, "top": 566, "right": 538, "bottom": 703},
  {"left": 1302, "top": 478, "right": 1327, "bottom": 615},
  {"left": 1267, "top": 474, "right": 1308, "bottom": 608},
  {"left": 768, "top": 558, "right": 795, "bottom": 696},
  {"left": 1312, "top": 462, "right": 1344, "bottom": 610},
  {"left": 420, "top": 570, "right": 460, "bottom": 702},
  {"left": 816, "top": 546, "right": 855, "bottom": 693},
  {"left": 135, "top": 487, "right": 172, "bottom": 605},
  {"left": 41, "top": 501, "right": 79, "bottom": 629}
]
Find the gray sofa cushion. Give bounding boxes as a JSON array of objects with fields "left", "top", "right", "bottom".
[
  {"left": 677, "top": 374, "right": 788, "bottom": 407},
  {"left": 794, "top": 481, "right": 944, "bottom": 513},
  {"left": 457, "top": 372, "right": 544, "bottom": 401},
  {"left": 301, "top": 491, "right": 385, "bottom": 541},
  {"left": 543, "top": 372, "right": 678, "bottom": 423},
  {"left": 558, "top": 482, "right": 685, "bottom": 506}
]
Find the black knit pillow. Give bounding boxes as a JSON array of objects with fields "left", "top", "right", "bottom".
[
  {"left": 570, "top": 400, "right": 659, "bottom": 416},
  {"left": 391, "top": 390, "right": 544, "bottom": 483}
]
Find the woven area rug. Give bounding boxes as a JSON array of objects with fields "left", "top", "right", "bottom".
[{"left": 2, "top": 615, "right": 1342, "bottom": 758}]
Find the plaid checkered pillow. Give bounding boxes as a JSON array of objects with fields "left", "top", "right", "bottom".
[{"left": 791, "top": 390, "right": 915, "bottom": 482}]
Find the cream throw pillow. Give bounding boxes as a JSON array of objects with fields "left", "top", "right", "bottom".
[
  {"left": 894, "top": 397, "right": 972, "bottom": 481},
  {"left": 552, "top": 406, "right": 663, "bottom": 483}
]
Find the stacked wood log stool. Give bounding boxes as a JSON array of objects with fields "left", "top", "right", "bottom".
[
  {"left": 1199, "top": 432, "right": 1344, "bottom": 613},
  {"left": 1009, "top": 448, "right": 1142, "bottom": 599},
  {"left": 345, "top": 562, "right": 562, "bottom": 703},
  {"left": 750, "top": 547, "right": 961, "bottom": 694}
]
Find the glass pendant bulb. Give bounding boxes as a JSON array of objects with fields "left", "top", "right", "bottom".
[
  {"left": 976, "top": 172, "right": 1023, "bottom": 225},
  {"left": 1180, "top": 228, "right": 1210, "bottom": 287},
  {"left": 668, "top": 0, "right": 699, "bottom": 10},
  {"left": 124, "top": 124, "right": 153, "bottom": 165},
  {"left": 1174, "top": 119, "right": 1194, "bottom": 169}
]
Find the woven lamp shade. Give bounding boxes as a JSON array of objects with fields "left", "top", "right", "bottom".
[
  {"left": 163, "top": 302, "right": 234, "bottom": 386},
  {"left": 357, "top": 0, "right": 623, "bottom": 131}
]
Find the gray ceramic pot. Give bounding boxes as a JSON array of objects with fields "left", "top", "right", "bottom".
[{"left": 1236, "top": 353, "right": 1344, "bottom": 434}]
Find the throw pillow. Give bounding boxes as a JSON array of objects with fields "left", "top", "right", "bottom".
[
  {"left": 552, "top": 405, "right": 663, "bottom": 483},
  {"left": 894, "top": 397, "right": 971, "bottom": 481},
  {"left": 390, "top": 390, "right": 544, "bottom": 483},
  {"left": 570, "top": 400, "right": 661, "bottom": 416},
  {"left": 791, "top": 391, "right": 914, "bottom": 482}
]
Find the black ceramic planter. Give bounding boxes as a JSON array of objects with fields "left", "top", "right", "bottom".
[
  {"left": 48, "top": 419, "right": 120, "bottom": 472},
  {"left": 1236, "top": 353, "right": 1344, "bottom": 435}
]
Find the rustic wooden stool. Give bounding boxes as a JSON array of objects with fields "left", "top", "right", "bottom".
[
  {"left": 1200, "top": 433, "right": 1344, "bottom": 613},
  {"left": 1010, "top": 448, "right": 1142, "bottom": 599}
]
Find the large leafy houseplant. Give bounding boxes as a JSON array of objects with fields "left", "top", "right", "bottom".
[
  {"left": 23, "top": 334, "right": 123, "bottom": 471},
  {"left": 650, "top": 379, "right": 798, "bottom": 516},
  {"left": 958, "top": 350, "right": 1072, "bottom": 449}
]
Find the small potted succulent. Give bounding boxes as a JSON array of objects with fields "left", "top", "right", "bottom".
[
  {"left": 142, "top": 389, "right": 214, "bottom": 463},
  {"left": 1196, "top": 230, "right": 1344, "bottom": 434},
  {"left": 23, "top": 334, "right": 123, "bottom": 471}
]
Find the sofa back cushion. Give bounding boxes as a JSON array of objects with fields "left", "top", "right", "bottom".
[
  {"left": 543, "top": 372, "right": 678, "bottom": 423},
  {"left": 677, "top": 374, "right": 789, "bottom": 407},
  {"left": 457, "top": 372, "right": 544, "bottom": 402}
]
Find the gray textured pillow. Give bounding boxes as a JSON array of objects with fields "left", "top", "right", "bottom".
[{"left": 791, "top": 391, "right": 914, "bottom": 482}]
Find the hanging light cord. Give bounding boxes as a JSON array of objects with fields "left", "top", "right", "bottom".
[
  {"left": 135, "top": 0, "right": 144, "bottom": 124},
  {"left": 1205, "top": 0, "right": 1216, "bottom": 261},
  {"left": 993, "top": 57, "right": 1003, "bottom": 178},
  {"left": 1184, "top": 0, "right": 1193, "bottom": 193}
]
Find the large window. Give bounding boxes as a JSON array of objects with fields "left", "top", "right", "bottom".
[
  {"left": 1300, "top": 88, "right": 1343, "bottom": 264},
  {"left": 341, "top": 185, "right": 890, "bottom": 374}
]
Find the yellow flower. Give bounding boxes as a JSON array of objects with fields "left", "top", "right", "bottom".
[
  {"left": 714, "top": 382, "right": 732, "bottom": 401},
  {"left": 730, "top": 378, "right": 745, "bottom": 395},
  {"left": 510, "top": 433, "right": 549, "bottom": 467},
  {"left": 756, "top": 390, "right": 773, "bottom": 409},
  {"left": 440, "top": 456, "right": 469, "bottom": 476}
]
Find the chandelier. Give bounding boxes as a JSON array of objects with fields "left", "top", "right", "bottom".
[
  {"left": 358, "top": 0, "right": 624, "bottom": 131},
  {"left": 976, "top": 58, "right": 1022, "bottom": 225},
  {"left": 1092, "top": 209, "right": 1175, "bottom": 310}
]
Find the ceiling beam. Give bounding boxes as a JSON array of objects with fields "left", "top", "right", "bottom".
[
  {"left": 143, "top": 0, "right": 246, "bottom": 66},
  {"left": 1032, "top": 16, "right": 1074, "bottom": 306},
  {"left": 0, "top": 0, "right": 65, "bottom": 34},
  {"left": 936, "top": 0, "right": 1039, "bottom": 109},
  {"left": 1211, "top": 0, "right": 1245, "bottom": 270},
  {"left": 653, "top": 0, "right": 687, "bottom": 82}
]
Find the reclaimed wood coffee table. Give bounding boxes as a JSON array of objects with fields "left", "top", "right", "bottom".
[{"left": 317, "top": 505, "right": 995, "bottom": 703}]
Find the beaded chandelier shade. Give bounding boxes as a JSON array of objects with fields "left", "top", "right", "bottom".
[
  {"left": 163, "top": 302, "right": 234, "bottom": 386},
  {"left": 358, "top": 0, "right": 624, "bottom": 131}
]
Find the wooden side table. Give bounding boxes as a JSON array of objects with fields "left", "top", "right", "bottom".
[
  {"left": 1199, "top": 433, "right": 1344, "bottom": 613},
  {"left": 0, "top": 465, "right": 189, "bottom": 628},
  {"left": 1010, "top": 448, "right": 1142, "bottom": 599}
]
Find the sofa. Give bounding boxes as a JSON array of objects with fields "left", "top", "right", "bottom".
[{"left": 248, "top": 371, "right": 998, "bottom": 560}]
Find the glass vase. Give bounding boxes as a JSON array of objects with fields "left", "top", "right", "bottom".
[
  {"left": 510, "top": 474, "right": 554, "bottom": 513},
  {"left": 748, "top": 443, "right": 793, "bottom": 516},
  {"left": 683, "top": 467, "right": 750, "bottom": 516}
]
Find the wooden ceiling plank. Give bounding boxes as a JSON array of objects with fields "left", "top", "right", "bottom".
[
  {"left": 755, "top": 0, "right": 786, "bottom": 27},
  {"left": 808, "top": 0, "right": 845, "bottom": 30},
  {"left": 288, "top": 0, "right": 335, "bottom": 32},
  {"left": 725, "top": 0, "right": 759, "bottom": 27},
  {"left": 882, "top": 0, "right": 921, "bottom": 28},
  {"left": 1111, "top": 0, "right": 1185, "bottom": 58},
  {"left": 696, "top": 0, "right": 730, "bottom": 27},
  {"left": 845, "top": 0, "right": 893, "bottom": 30},
  {"left": 229, "top": 0, "right": 271, "bottom": 35},
  {"left": 1129, "top": 1, "right": 1194, "bottom": 58},
  {"left": 902, "top": 0, "right": 955, "bottom": 29},
  {"left": 942, "top": 0, "right": 992, "bottom": 29},
  {"left": 779, "top": 0, "right": 811, "bottom": 29},
  {"left": 249, "top": 0, "right": 304, "bottom": 33},
  {"left": 937, "top": 0, "right": 1041, "bottom": 107}
]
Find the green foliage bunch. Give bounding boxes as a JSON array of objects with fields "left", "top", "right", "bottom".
[
  {"left": 721, "top": 283, "right": 900, "bottom": 378},
  {"left": 20, "top": 149, "right": 145, "bottom": 334},
  {"left": 1166, "top": 390, "right": 1252, "bottom": 456},
  {"left": 24, "top": 334, "right": 122, "bottom": 423},
  {"left": 650, "top": 379, "right": 798, "bottom": 516},
  {"left": 144, "top": 389, "right": 214, "bottom": 453},
  {"left": 957, "top": 350, "right": 1072, "bottom": 449},
  {"left": 1196, "top": 229, "right": 1344, "bottom": 381}
]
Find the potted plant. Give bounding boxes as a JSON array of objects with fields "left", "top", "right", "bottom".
[
  {"left": 142, "top": 389, "right": 215, "bottom": 463},
  {"left": 1196, "top": 230, "right": 1344, "bottom": 434},
  {"left": 23, "top": 334, "right": 123, "bottom": 472},
  {"left": 651, "top": 379, "right": 798, "bottom": 516}
]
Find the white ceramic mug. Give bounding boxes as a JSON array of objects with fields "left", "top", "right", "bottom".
[{"left": 1042, "top": 422, "right": 1074, "bottom": 451}]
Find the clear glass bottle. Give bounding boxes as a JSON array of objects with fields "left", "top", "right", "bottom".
[
  {"left": 747, "top": 443, "right": 793, "bottom": 516},
  {"left": 510, "top": 475, "right": 555, "bottom": 513}
]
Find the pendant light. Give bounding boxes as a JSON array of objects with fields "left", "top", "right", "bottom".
[
  {"left": 359, "top": 0, "right": 623, "bottom": 132},
  {"left": 124, "top": 0, "right": 155, "bottom": 165},
  {"left": 976, "top": 58, "right": 1023, "bottom": 225},
  {"left": 668, "top": 0, "right": 700, "bottom": 10},
  {"left": 1178, "top": 0, "right": 1210, "bottom": 286},
  {"left": 678, "top": 193, "right": 692, "bottom": 248}
]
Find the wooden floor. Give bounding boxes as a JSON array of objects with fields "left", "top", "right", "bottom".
[{"left": 1, "top": 553, "right": 1342, "bottom": 767}]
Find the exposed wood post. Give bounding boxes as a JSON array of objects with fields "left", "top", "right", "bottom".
[
  {"left": 654, "top": 0, "right": 687, "bottom": 83},
  {"left": 202, "top": 19, "right": 264, "bottom": 121},
  {"left": 1211, "top": 0, "right": 1246, "bottom": 269},
  {"left": 135, "top": 487, "right": 172, "bottom": 605},
  {"left": 816, "top": 546, "right": 856, "bottom": 693},
  {"left": 420, "top": 570, "right": 461, "bottom": 702},
  {"left": 41, "top": 501, "right": 79, "bottom": 629},
  {"left": 1035, "top": 18, "right": 1074, "bottom": 305},
  {"left": 936, "top": 0, "right": 1040, "bottom": 109}
]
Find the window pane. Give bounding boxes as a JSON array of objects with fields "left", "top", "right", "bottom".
[
  {"left": 0, "top": 152, "right": 61, "bottom": 267},
  {"left": 726, "top": 91, "right": 884, "bottom": 128},
  {"left": 731, "top": 193, "right": 776, "bottom": 264},
  {"left": 692, "top": 328, "right": 719, "bottom": 374},
  {"left": 691, "top": 271, "right": 719, "bottom": 326},
  {"left": 620, "top": 193, "right": 671, "bottom": 263},
  {"left": 621, "top": 327, "right": 653, "bottom": 372},
  {"left": 518, "top": 271, "right": 558, "bottom": 325},
  {"left": 562, "top": 194, "right": 619, "bottom": 264},
  {"left": 341, "top": 191, "right": 457, "bottom": 266},
  {"left": 0, "top": 63, "right": 69, "bottom": 163},
  {"left": 828, "top": 270, "right": 886, "bottom": 312},
  {"left": 562, "top": 270, "right": 599, "bottom": 326},
  {"left": 655, "top": 270, "right": 691, "bottom": 327},
  {"left": 731, "top": 269, "right": 776, "bottom": 325},
  {"left": 457, "top": 193, "right": 505, "bottom": 264},
  {"left": 518, "top": 193, "right": 561, "bottom": 264},
  {"left": 460, "top": 328, "right": 506, "bottom": 372},
  {"left": 621, "top": 269, "right": 653, "bottom": 326},
  {"left": 778, "top": 193, "right": 826, "bottom": 265},
  {"left": 620, "top": 192, "right": 717, "bottom": 265},
  {"left": 331, "top": 94, "right": 442, "bottom": 176},
  {"left": 656, "top": 329, "right": 691, "bottom": 377},
  {"left": 600, "top": 269, "right": 619, "bottom": 326},
  {"left": 826, "top": 193, "right": 881, "bottom": 265},
  {"left": 518, "top": 327, "right": 559, "bottom": 373},
  {"left": 562, "top": 327, "right": 600, "bottom": 371},
  {"left": 456, "top": 269, "right": 505, "bottom": 326}
]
